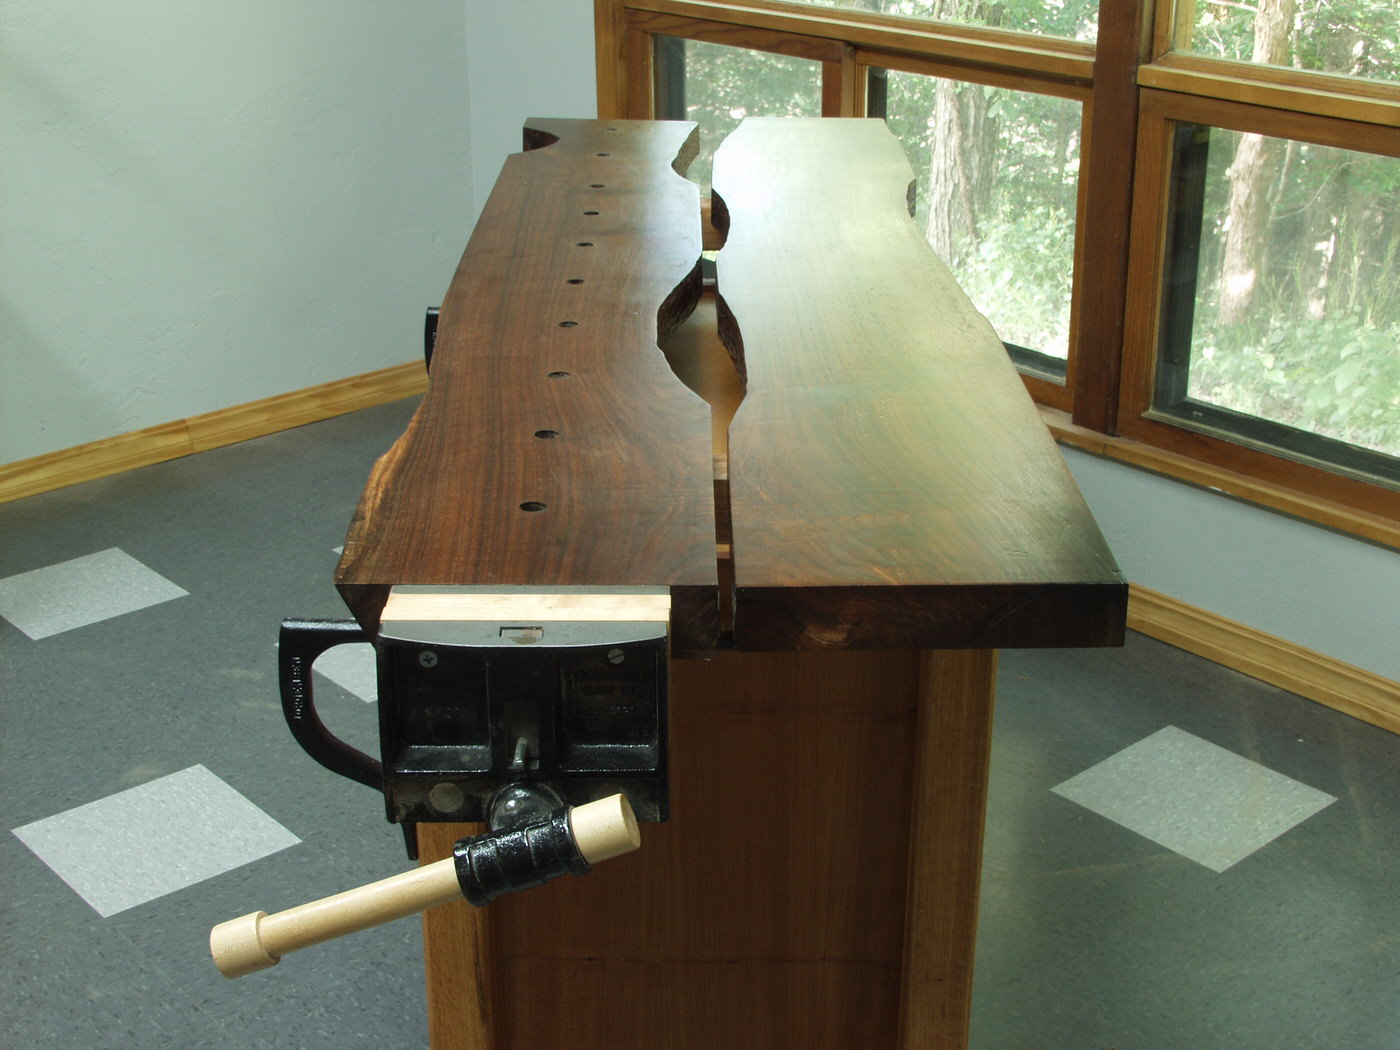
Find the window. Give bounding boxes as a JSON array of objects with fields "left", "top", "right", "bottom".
[
  {"left": 780, "top": 0, "right": 1100, "bottom": 42},
  {"left": 871, "top": 69, "right": 1084, "bottom": 374},
  {"left": 1153, "top": 124, "right": 1400, "bottom": 479},
  {"left": 1121, "top": 84, "right": 1400, "bottom": 526},
  {"left": 654, "top": 36, "right": 823, "bottom": 194},
  {"left": 1177, "top": 0, "right": 1399, "bottom": 83},
  {"left": 595, "top": 0, "right": 1400, "bottom": 543}
]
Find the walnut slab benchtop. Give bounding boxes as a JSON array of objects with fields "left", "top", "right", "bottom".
[
  {"left": 336, "top": 119, "right": 718, "bottom": 641},
  {"left": 337, "top": 117, "right": 1126, "bottom": 653}
]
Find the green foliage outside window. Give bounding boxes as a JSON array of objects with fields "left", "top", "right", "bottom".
[
  {"left": 785, "top": 0, "right": 1099, "bottom": 42},
  {"left": 664, "top": 38, "right": 822, "bottom": 196},
  {"left": 666, "top": 3, "right": 1400, "bottom": 467},
  {"left": 881, "top": 74, "right": 1081, "bottom": 360},
  {"left": 1176, "top": 130, "right": 1400, "bottom": 459},
  {"left": 671, "top": 38, "right": 1083, "bottom": 360},
  {"left": 1188, "top": 0, "right": 1400, "bottom": 83}
]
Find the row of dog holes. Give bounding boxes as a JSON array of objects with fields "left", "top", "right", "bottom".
[{"left": 525, "top": 156, "right": 614, "bottom": 513}]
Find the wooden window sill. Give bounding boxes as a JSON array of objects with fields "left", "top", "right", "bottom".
[{"left": 1040, "top": 405, "right": 1400, "bottom": 551}]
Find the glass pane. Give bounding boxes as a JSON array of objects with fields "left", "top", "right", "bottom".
[
  {"left": 1156, "top": 125, "right": 1400, "bottom": 472},
  {"left": 653, "top": 37, "right": 823, "bottom": 195},
  {"left": 784, "top": 0, "right": 1097, "bottom": 43},
  {"left": 878, "top": 70, "right": 1083, "bottom": 364},
  {"left": 1180, "top": 0, "right": 1400, "bottom": 83}
]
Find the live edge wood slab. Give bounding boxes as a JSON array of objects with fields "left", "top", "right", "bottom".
[
  {"left": 715, "top": 117, "right": 1123, "bottom": 651},
  {"left": 335, "top": 118, "right": 719, "bottom": 649},
  {"left": 335, "top": 118, "right": 1126, "bottom": 1050}
]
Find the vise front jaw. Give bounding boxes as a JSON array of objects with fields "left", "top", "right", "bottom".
[{"left": 277, "top": 585, "right": 672, "bottom": 858}]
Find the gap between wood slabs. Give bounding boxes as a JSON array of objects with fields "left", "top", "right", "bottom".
[{"left": 659, "top": 288, "right": 745, "bottom": 634}]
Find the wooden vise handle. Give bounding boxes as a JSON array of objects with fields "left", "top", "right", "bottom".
[{"left": 211, "top": 793, "right": 640, "bottom": 978}]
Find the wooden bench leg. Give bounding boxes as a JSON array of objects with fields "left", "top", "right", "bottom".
[
  {"left": 419, "top": 822, "right": 495, "bottom": 1050},
  {"left": 899, "top": 650, "right": 999, "bottom": 1050},
  {"left": 416, "top": 648, "right": 996, "bottom": 1050}
]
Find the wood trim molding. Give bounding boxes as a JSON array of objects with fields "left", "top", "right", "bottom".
[
  {"left": 1042, "top": 406, "right": 1400, "bottom": 551},
  {"left": 1066, "top": 0, "right": 1151, "bottom": 434},
  {"left": 1139, "top": 57, "right": 1400, "bottom": 129},
  {"left": 1128, "top": 584, "right": 1400, "bottom": 736},
  {"left": 615, "top": 0, "right": 1096, "bottom": 82},
  {"left": 0, "top": 362, "right": 428, "bottom": 505},
  {"left": 595, "top": 0, "right": 631, "bottom": 119},
  {"left": 627, "top": 8, "right": 844, "bottom": 64}
]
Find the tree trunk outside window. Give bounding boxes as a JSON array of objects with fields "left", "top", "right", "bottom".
[{"left": 1218, "top": 0, "right": 1296, "bottom": 325}]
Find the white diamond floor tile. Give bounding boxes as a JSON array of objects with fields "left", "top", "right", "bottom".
[
  {"left": 0, "top": 548, "right": 188, "bottom": 639},
  {"left": 12, "top": 765, "right": 299, "bottom": 917},
  {"left": 1051, "top": 725, "right": 1337, "bottom": 872},
  {"left": 314, "top": 642, "right": 378, "bottom": 702}
]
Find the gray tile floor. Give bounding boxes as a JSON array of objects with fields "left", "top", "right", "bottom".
[
  {"left": 14, "top": 764, "right": 300, "bottom": 918},
  {"left": 2, "top": 397, "right": 1397, "bottom": 1048}
]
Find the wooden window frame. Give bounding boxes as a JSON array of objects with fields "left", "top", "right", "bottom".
[
  {"left": 856, "top": 50, "right": 1092, "bottom": 413},
  {"left": 594, "top": 0, "right": 1400, "bottom": 549},
  {"left": 1119, "top": 91, "right": 1400, "bottom": 539}
]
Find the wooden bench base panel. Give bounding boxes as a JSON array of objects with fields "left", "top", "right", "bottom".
[{"left": 419, "top": 648, "right": 996, "bottom": 1050}]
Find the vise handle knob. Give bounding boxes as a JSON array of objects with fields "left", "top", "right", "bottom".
[
  {"left": 210, "top": 793, "right": 640, "bottom": 978},
  {"left": 565, "top": 790, "right": 642, "bottom": 863}
]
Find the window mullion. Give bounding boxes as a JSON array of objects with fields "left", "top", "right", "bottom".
[{"left": 1070, "top": 0, "right": 1157, "bottom": 435}]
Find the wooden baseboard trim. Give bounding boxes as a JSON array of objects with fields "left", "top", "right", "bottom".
[
  {"left": 0, "top": 362, "right": 428, "bottom": 504},
  {"left": 1128, "top": 584, "right": 1400, "bottom": 735}
]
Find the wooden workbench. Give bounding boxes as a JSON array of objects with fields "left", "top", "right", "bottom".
[{"left": 337, "top": 117, "right": 1125, "bottom": 1049}]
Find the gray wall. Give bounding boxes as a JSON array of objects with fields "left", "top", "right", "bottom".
[
  {"left": 1066, "top": 449, "right": 1400, "bottom": 681},
  {"left": 464, "top": 2, "right": 599, "bottom": 215},
  {"left": 2, "top": 1, "right": 475, "bottom": 462},
  {"left": 3, "top": 0, "right": 1395, "bottom": 681},
  {"left": 1, "top": 0, "right": 599, "bottom": 465}
]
